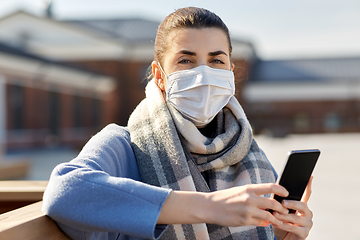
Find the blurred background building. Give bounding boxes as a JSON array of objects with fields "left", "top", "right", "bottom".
[
  {"left": 0, "top": 39, "right": 115, "bottom": 150},
  {"left": 245, "top": 57, "right": 360, "bottom": 137},
  {"left": 0, "top": 1, "right": 359, "bottom": 150},
  {"left": 0, "top": 8, "right": 255, "bottom": 150}
]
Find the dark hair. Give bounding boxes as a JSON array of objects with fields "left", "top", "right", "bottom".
[{"left": 154, "top": 7, "right": 232, "bottom": 66}]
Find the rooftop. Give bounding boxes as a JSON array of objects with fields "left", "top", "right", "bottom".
[
  {"left": 249, "top": 57, "right": 360, "bottom": 83},
  {"left": 65, "top": 18, "right": 159, "bottom": 45}
]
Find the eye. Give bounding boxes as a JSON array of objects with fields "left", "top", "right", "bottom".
[
  {"left": 212, "top": 59, "right": 225, "bottom": 64},
  {"left": 178, "top": 59, "right": 192, "bottom": 64}
]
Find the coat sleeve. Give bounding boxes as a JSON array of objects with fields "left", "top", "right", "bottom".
[{"left": 42, "top": 124, "right": 171, "bottom": 240}]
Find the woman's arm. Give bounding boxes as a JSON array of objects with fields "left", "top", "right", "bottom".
[
  {"left": 42, "top": 124, "right": 171, "bottom": 239},
  {"left": 158, "top": 183, "right": 289, "bottom": 227}
]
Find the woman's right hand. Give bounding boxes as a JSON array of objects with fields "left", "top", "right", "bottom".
[
  {"left": 205, "top": 183, "right": 289, "bottom": 227},
  {"left": 157, "top": 183, "right": 289, "bottom": 227}
]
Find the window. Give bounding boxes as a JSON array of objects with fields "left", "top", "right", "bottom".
[
  {"left": 324, "top": 113, "right": 341, "bottom": 132},
  {"left": 9, "top": 84, "right": 24, "bottom": 130},
  {"left": 91, "top": 98, "right": 102, "bottom": 129},
  {"left": 73, "top": 94, "right": 82, "bottom": 128},
  {"left": 293, "top": 113, "right": 310, "bottom": 132},
  {"left": 49, "top": 91, "right": 60, "bottom": 135}
]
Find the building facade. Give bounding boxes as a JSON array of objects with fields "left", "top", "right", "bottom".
[
  {"left": 0, "top": 43, "right": 115, "bottom": 150},
  {"left": 0, "top": 11, "right": 256, "bottom": 127},
  {"left": 244, "top": 58, "right": 360, "bottom": 136}
]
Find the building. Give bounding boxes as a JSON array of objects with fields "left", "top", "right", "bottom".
[
  {"left": 0, "top": 42, "right": 115, "bottom": 150},
  {"left": 244, "top": 57, "right": 360, "bottom": 136},
  {"left": 0, "top": 10, "right": 256, "bottom": 127}
]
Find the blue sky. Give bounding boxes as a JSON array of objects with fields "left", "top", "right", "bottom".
[{"left": 1, "top": 0, "right": 360, "bottom": 60}]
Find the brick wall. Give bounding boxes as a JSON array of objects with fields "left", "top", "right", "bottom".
[
  {"left": 4, "top": 75, "right": 110, "bottom": 149},
  {"left": 244, "top": 100, "right": 360, "bottom": 136}
]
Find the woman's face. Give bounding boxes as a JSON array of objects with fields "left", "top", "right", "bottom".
[{"left": 153, "top": 27, "right": 233, "bottom": 91}]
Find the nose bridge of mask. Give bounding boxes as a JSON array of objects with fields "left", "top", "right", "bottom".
[
  {"left": 196, "top": 67, "right": 235, "bottom": 90},
  {"left": 167, "top": 65, "right": 235, "bottom": 95}
]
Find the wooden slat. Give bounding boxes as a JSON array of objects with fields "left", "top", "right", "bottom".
[
  {"left": 0, "top": 201, "right": 70, "bottom": 240},
  {"left": 0, "top": 181, "right": 48, "bottom": 201},
  {"left": 0, "top": 181, "right": 48, "bottom": 213},
  {"left": 0, "top": 160, "right": 30, "bottom": 180}
]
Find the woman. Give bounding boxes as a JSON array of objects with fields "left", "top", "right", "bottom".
[{"left": 42, "top": 7, "right": 313, "bottom": 240}]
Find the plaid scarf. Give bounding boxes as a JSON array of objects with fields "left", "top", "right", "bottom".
[{"left": 128, "top": 80, "right": 276, "bottom": 240}]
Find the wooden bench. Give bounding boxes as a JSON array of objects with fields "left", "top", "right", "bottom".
[
  {"left": 0, "top": 201, "right": 70, "bottom": 239},
  {"left": 0, "top": 181, "right": 48, "bottom": 214}
]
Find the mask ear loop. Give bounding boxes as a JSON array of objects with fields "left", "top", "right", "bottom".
[
  {"left": 157, "top": 62, "right": 168, "bottom": 81},
  {"left": 157, "top": 62, "right": 169, "bottom": 97}
]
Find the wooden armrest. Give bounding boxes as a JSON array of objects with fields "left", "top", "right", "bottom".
[
  {"left": 0, "top": 201, "right": 70, "bottom": 240},
  {"left": 0, "top": 181, "right": 48, "bottom": 214}
]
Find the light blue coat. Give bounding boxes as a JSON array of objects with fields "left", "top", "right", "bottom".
[{"left": 42, "top": 124, "right": 171, "bottom": 240}]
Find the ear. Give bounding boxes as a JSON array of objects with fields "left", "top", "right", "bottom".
[
  {"left": 152, "top": 61, "right": 166, "bottom": 91},
  {"left": 231, "top": 62, "right": 235, "bottom": 71}
]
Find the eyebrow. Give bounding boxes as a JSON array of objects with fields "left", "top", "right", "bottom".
[
  {"left": 177, "top": 50, "right": 228, "bottom": 57},
  {"left": 178, "top": 50, "right": 196, "bottom": 56},
  {"left": 209, "top": 50, "right": 228, "bottom": 57}
]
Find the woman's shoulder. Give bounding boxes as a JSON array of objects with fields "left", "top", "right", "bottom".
[
  {"left": 101, "top": 123, "right": 130, "bottom": 138},
  {"left": 70, "top": 123, "right": 138, "bottom": 178},
  {"left": 90, "top": 123, "right": 131, "bottom": 146},
  {"left": 78, "top": 124, "right": 133, "bottom": 161}
]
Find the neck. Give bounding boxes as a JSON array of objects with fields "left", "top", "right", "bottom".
[{"left": 198, "top": 118, "right": 217, "bottom": 138}]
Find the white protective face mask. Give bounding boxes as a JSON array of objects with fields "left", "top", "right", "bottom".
[{"left": 159, "top": 64, "right": 235, "bottom": 127}]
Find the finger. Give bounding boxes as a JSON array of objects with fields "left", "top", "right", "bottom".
[
  {"left": 257, "top": 197, "right": 289, "bottom": 215},
  {"left": 273, "top": 218, "right": 310, "bottom": 240},
  {"left": 301, "top": 176, "right": 313, "bottom": 203},
  {"left": 273, "top": 212, "right": 313, "bottom": 239},
  {"left": 274, "top": 211, "right": 313, "bottom": 229},
  {"left": 249, "top": 207, "right": 285, "bottom": 226},
  {"left": 283, "top": 200, "right": 313, "bottom": 218},
  {"left": 245, "top": 215, "right": 272, "bottom": 227},
  {"left": 251, "top": 183, "right": 289, "bottom": 197},
  {"left": 247, "top": 218, "right": 272, "bottom": 227},
  {"left": 256, "top": 220, "right": 270, "bottom": 227}
]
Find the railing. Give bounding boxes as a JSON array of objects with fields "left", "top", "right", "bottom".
[
  {"left": 0, "top": 181, "right": 70, "bottom": 240},
  {"left": 0, "top": 160, "right": 30, "bottom": 181},
  {"left": 0, "top": 181, "right": 47, "bottom": 213}
]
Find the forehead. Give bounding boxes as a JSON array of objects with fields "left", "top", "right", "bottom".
[{"left": 166, "top": 28, "right": 230, "bottom": 55}]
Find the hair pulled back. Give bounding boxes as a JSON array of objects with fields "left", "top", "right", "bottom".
[{"left": 154, "top": 7, "right": 232, "bottom": 66}]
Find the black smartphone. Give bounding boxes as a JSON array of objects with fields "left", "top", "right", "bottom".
[{"left": 269, "top": 149, "right": 320, "bottom": 214}]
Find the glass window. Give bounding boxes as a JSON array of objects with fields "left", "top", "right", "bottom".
[
  {"left": 73, "top": 94, "right": 82, "bottom": 128},
  {"left": 91, "top": 98, "right": 102, "bottom": 129},
  {"left": 49, "top": 91, "right": 60, "bottom": 135},
  {"left": 293, "top": 113, "right": 310, "bottom": 132},
  {"left": 9, "top": 84, "right": 24, "bottom": 130},
  {"left": 324, "top": 113, "right": 341, "bottom": 132}
]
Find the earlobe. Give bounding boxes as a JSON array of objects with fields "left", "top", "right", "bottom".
[
  {"left": 231, "top": 63, "right": 235, "bottom": 71},
  {"left": 156, "top": 77, "right": 165, "bottom": 91},
  {"left": 158, "top": 80, "right": 165, "bottom": 91}
]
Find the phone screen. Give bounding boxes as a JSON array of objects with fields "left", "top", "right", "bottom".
[{"left": 272, "top": 149, "right": 320, "bottom": 213}]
